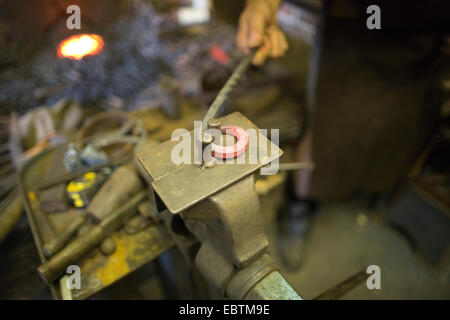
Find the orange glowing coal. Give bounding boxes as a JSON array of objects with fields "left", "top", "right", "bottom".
[{"left": 57, "top": 34, "right": 104, "bottom": 60}]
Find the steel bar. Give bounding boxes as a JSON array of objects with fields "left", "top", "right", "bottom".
[
  {"left": 202, "top": 50, "right": 256, "bottom": 133},
  {"left": 278, "top": 162, "right": 315, "bottom": 171},
  {"left": 87, "top": 163, "right": 144, "bottom": 222},
  {"left": 43, "top": 212, "right": 87, "bottom": 258},
  {"left": 312, "top": 269, "right": 368, "bottom": 300}
]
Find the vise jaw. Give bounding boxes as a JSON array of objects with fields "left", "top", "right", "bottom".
[{"left": 136, "top": 112, "right": 282, "bottom": 215}]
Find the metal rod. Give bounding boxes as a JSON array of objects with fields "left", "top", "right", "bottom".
[
  {"left": 278, "top": 162, "right": 315, "bottom": 171},
  {"left": 312, "top": 269, "right": 368, "bottom": 300},
  {"left": 43, "top": 212, "right": 87, "bottom": 258},
  {"left": 202, "top": 50, "right": 256, "bottom": 133}
]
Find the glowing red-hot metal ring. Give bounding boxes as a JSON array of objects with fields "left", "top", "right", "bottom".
[{"left": 212, "top": 125, "right": 249, "bottom": 159}]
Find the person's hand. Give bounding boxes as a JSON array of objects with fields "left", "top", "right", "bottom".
[{"left": 236, "top": 0, "right": 288, "bottom": 65}]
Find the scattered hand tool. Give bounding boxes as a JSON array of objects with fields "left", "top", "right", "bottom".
[
  {"left": 87, "top": 163, "right": 144, "bottom": 222},
  {"left": 38, "top": 190, "right": 149, "bottom": 284},
  {"left": 39, "top": 144, "right": 69, "bottom": 213},
  {"left": 42, "top": 210, "right": 87, "bottom": 258}
]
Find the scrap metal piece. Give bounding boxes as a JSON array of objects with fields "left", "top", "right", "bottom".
[
  {"left": 43, "top": 211, "right": 86, "bottom": 258},
  {"left": 87, "top": 163, "right": 144, "bottom": 222},
  {"left": 99, "top": 237, "right": 116, "bottom": 256}
]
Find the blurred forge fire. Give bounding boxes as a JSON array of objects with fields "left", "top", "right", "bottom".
[{"left": 57, "top": 34, "right": 104, "bottom": 60}]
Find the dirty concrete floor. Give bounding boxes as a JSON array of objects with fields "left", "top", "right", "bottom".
[
  {"left": 97, "top": 199, "right": 450, "bottom": 300},
  {"left": 1, "top": 198, "right": 449, "bottom": 299},
  {"left": 265, "top": 202, "right": 450, "bottom": 300}
]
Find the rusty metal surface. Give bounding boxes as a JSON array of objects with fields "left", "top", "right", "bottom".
[
  {"left": 19, "top": 147, "right": 174, "bottom": 300},
  {"left": 43, "top": 211, "right": 86, "bottom": 258},
  {"left": 137, "top": 112, "right": 283, "bottom": 214},
  {"left": 71, "top": 224, "right": 173, "bottom": 300},
  {"left": 38, "top": 223, "right": 106, "bottom": 284}
]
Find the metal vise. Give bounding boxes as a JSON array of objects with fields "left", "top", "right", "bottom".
[{"left": 136, "top": 112, "right": 302, "bottom": 300}]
